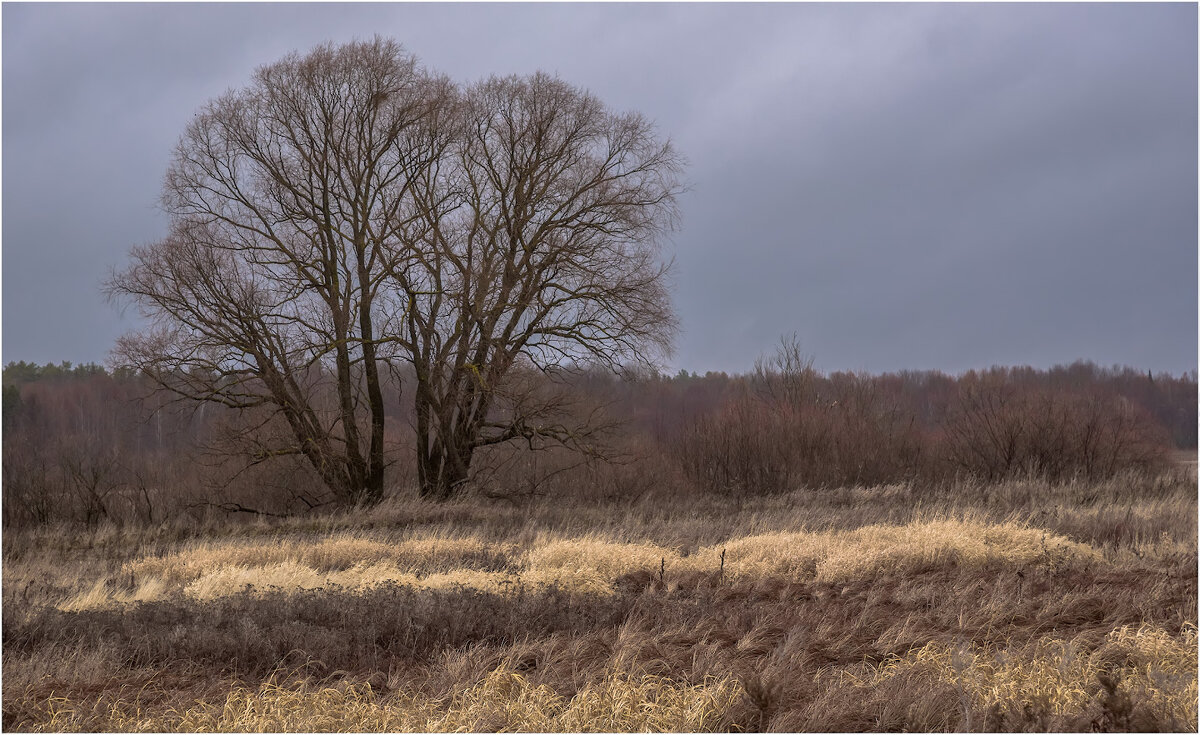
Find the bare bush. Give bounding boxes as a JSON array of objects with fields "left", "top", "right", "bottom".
[
  {"left": 674, "top": 341, "right": 930, "bottom": 496},
  {"left": 942, "top": 376, "right": 1169, "bottom": 482},
  {"left": 674, "top": 397, "right": 797, "bottom": 497}
]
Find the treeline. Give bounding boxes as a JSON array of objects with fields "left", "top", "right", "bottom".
[{"left": 2, "top": 354, "right": 1195, "bottom": 526}]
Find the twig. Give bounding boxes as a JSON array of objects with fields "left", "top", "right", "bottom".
[{"left": 186, "top": 501, "right": 287, "bottom": 518}]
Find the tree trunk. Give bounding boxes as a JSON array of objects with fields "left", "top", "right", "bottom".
[
  {"left": 414, "top": 383, "right": 475, "bottom": 500},
  {"left": 357, "top": 269, "right": 387, "bottom": 507},
  {"left": 416, "top": 434, "right": 474, "bottom": 500}
]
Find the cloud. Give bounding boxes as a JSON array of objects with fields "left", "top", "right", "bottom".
[{"left": 2, "top": 4, "right": 1195, "bottom": 374}]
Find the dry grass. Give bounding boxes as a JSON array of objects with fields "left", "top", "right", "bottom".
[
  {"left": 57, "top": 562, "right": 528, "bottom": 609},
  {"left": 48, "top": 532, "right": 514, "bottom": 610},
  {"left": 710, "top": 516, "right": 1100, "bottom": 583},
  {"left": 524, "top": 537, "right": 679, "bottom": 595},
  {"left": 16, "top": 668, "right": 745, "bottom": 733},
  {"left": 5, "top": 472, "right": 1195, "bottom": 732},
  {"left": 122, "top": 532, "right": 506, "bottom": 583},
  {"left": 52, "top": 517, "right": 1101, "bottom": 609},
  {"left": 847, "top": 623, "right": 1197, "bottom": 730}
]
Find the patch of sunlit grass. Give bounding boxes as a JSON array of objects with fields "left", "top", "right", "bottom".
[
  {"left": 695, "top": 518, "right": 1100, "bottom": 583},
  {"left": 58, "top": 519, "right": 1104, "bottom": 609},
  {"left": 23, "top": 668, "right": 745, "bottom": 732},
  {"left": 56, "top": 576, "right": 170, "bottom": 612},
  {"left": 848, "top": 623, "right": 1197, "bottom": 728},
  {"left": 815, "top": 518, "right": 1098, "bottom": 581},
  {"left": 121, "top": 532, "right": 500, "bottom": 586},
  {"left": 523, "top": 538, "right": 681, "bottom": 595},
  {"left": 708, "top": 531, "right": 826, "bottom": 580},
  {"left": 59, "top": 562, "right": 527, "bottom": 609},
  {"left": 182, "top": 561, "right": 417, "bottom": 600},
  {"left": 520, "top": 519, "right": 1099, "bottom": 595},
  {"left": 438, "top": 667, "right": 745, "bottom": 732},
  {"left": 418, "top": 569, "right": 522, "bottom": 595}
]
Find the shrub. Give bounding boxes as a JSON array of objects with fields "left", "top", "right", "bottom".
[
  {"left": 942, "top": 377, "right": 1169, "bottom": 482},
  {"left": 673, "top": 383, "right": 930, "bottom": 495}
]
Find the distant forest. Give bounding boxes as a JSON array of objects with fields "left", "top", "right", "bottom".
[{"left": 2, "top": 357, "right": 1195, "bottom": 527}]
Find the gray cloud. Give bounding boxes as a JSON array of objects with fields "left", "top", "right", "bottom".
[{"left": 3, "top": 3, "right": 1195, "bottom": 375}]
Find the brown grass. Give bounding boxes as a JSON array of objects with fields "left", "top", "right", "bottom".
[
  {"left": 843, "top": 623, "right": 1197, "bottom": 730},
  {"left": 46, "top": 517, "right": 1101, "bottom": 610},
  {"left": 4, "top": 471, "right": 1195, "bottom": 732},
  {"left": 13, "top": 667, "right": 746, "bottom": 733}
]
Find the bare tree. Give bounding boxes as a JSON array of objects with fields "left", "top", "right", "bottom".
[
  {"left": 109, "top": 39, "right": 452, "bottom": 506},
  {"left": 110, "top": 42, "right": 682, "bottom": 505},
  {"left": 392, "top": 73, "right": 683, "bottom": 499},
  {"left": 753, "top": 333, "right": 817, "bottom": 408}
]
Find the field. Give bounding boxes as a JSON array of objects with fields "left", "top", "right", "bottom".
[{"left": 3, "top": 468, "right": 1196, "bottom": 732}]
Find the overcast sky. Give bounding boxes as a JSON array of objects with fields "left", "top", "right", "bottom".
[{"left": 3, "top": 3, "right": 1196, "bottom": 376}]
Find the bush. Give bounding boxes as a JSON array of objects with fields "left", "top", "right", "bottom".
[
  {"left": 942, "top": 377, "right": 1168, "bottom": 482},
  {"left": 673, "top": 377, "right": 930, "bottom": 496}
]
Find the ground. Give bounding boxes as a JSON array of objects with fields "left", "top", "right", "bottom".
[{"left": 3, "top": 469, "right": 1196, "bottom": 732}]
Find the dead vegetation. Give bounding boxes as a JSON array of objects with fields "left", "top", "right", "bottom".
[{"left": 3, "top": 467, "right": 1195, "bottom": 732}]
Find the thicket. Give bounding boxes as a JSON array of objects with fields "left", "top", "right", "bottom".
[{"left": 2, "top": 355, "right": 1193, "bottom": 526}]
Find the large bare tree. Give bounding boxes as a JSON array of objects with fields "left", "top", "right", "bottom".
[
  {"left": 109, "top": 39, "right": 450, "bottom": 506},
  {"left": 394, "top": 73, "right": 682, "bottom": 499},
  {"left": 110, "top": 40, "right": 682, "bottom": 505}
]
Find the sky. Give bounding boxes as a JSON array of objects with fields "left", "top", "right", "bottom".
[{"left": 3, "top": 3, "right": 1197, "bottom": 376}]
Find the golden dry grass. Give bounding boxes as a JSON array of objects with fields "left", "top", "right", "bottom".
[
  {"left": 122, "top": 533, "right": 499, "bottom": 584},
  {"left": 58, "top": 562, "right": 526, "bottom": 609},
  {"left": 7, "top": 473, "right": 1194, "bottom": 732},
  {"left": 524, "top": 537, "right": 679, "bottom": 595},
  {"left": 847, "top": 623, "right": 1198, "bottom": 728},
  {"left": 54, "top": 518, "right": 1102, "bottom": 609},
  {"left": 23, "top": 667, "right": 745, "bottom": 733},
  {"left": 758, "top": 517, "right": 1098, "bottom": 583},
  {"left": 529, "top": 517, "right": 1099, "bottom": 591}
]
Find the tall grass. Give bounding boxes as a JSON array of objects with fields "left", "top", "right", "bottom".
[
  {"left": 847, "top": 623, "right": 1197, "bottom": 730},
  {"left": 18, "top": 667, "right": 745, "bottom": 733},
  {"left": 49, "top": 517, "right": 1101, "bottom": 610},
  {"left": 5, "top": 472, "right": 1195, "bottom": 732}
]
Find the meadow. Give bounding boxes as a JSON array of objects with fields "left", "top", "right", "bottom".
[
  {"left": 4, "top": 467, "right": 1196, "bottom": 732},
  {"left": 5, "top": 21, "right": 1197, "bottom": 732}
]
